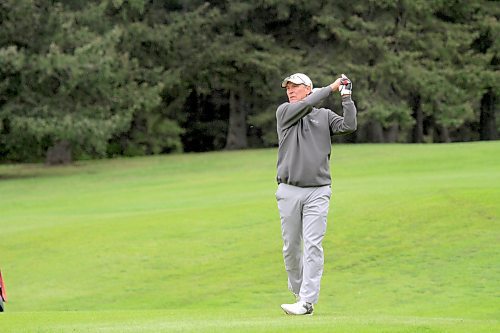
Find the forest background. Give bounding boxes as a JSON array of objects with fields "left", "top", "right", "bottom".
[{"left": 0, "top": 0, "right": 498, "bottom": 164}]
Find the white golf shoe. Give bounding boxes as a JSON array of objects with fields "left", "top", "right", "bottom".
[{"left": 280, "top": 301, "right": 314, "bottom": 315}]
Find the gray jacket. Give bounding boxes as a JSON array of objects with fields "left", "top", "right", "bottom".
[{"left": 276, "top": 86, "right": 357, "bottom": 187}]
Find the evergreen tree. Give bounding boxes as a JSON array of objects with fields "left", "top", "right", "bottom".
[
  {"left": 0, "top": 0, "right": 497, "bottom": 163},
  {"left": 0, "top": 1, "right": 163, "bottom": 163}
]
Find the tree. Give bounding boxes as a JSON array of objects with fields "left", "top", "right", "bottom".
[
  {"left": 471, "top": 1, "right": 499, "bottom": 141},
  {"left": 0, "top": 1, "right": 164, "bottom": 163},
  {"left": 1, "top": 0, "right": 498, "bottom": 164}
]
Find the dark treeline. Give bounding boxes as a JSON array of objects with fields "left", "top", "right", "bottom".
[{"left": 0, "top": 0, "right": 498, "bottom": 164}]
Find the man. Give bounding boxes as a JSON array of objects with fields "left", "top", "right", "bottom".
[{"left": 276, "top": 73, "right": 357, "bottom": 315}]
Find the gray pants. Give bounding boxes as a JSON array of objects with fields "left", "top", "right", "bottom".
[{"left": 276, "top": 183, "right": 331, "bottom": 304}]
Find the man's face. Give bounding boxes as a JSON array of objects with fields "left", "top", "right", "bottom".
[{"left": 285, "top": 82, "right": 311, "bottom": 103}]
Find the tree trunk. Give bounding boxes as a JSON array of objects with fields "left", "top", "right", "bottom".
[
  {"left": 410, "top": 93, "right": 424, "bottom": 143},
  {"left": 384, "top": 123, "right": 399, "bottom": 142},
  {"left": 479, "top": 88, "right": 498, "bottom": 140},
  {"left": 433, "top": 123, "right": 451, "bottom": 143},
  {"left": 46, "top": 140, "right": 72, "bottom": 165},
  {"left": 225, "top": 89, "right": 248, "bottom": 150},
  {"left": 365, "top": 120, "right": 384, "bottom": 143}
]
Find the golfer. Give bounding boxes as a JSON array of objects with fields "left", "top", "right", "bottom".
[{"left": 276, "top": 73, "right": 357, "bottom": 315}]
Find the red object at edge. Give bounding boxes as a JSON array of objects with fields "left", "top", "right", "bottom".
[{"left": 0, "top": 270, "right": 7, "bottom": 302}]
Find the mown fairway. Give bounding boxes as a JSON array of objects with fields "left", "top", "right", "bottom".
[{"left": 0, "top": 142, "right": 498, "bottom": 332}]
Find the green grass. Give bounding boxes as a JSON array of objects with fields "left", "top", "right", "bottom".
[{"left": 0, "top": 142, "right": 499, "bottom": 332}]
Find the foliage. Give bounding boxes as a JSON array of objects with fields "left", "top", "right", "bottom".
[
  {"left": 0, "top": 0, "right": 498, "bottom": 162},
  {"left": 0, "top": 1, "right": 165, "bottom": 161}
]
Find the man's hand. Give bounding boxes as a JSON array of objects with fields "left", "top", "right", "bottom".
[
  {"left": 329, "top": 77, "right": 342, "bottom": 92},
  {"left": 329, "top": 74, "right": 352, "bottom": 96},
  {"left": 339, "top": 74, "right": 352, "bottom": 96}
]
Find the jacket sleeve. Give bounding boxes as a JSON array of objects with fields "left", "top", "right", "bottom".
[
  {"left": 276, "top": 87, "right": 331, "bottom": 130},
  {"left": 329, "top": 96, "right": 357, "bottom": 135}
]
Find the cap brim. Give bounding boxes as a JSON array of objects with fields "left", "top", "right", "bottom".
[{"left": 281, "top": 77, "right": 304, "bottom": 88}]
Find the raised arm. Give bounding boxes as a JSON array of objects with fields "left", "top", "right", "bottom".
[
  {"left": 330, "top": 74, "right": 357, "bottom": 134},
  {"left": 276, "top": 87, "right": 331, "bottom": 130}
]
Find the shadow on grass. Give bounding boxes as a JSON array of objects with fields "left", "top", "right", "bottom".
[
  {"left": 0, "top": 162, "right": 89, "bottom": 182},
  {"left": 0, "top": 173, "right": 38, "bottom": 181}
]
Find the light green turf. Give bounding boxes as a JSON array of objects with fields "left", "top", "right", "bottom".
[{"left": 0, "top": 142, "right": 498, "bottom": 332}]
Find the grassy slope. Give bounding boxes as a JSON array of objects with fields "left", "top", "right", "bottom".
[{"left": 0, "top": 142, "right": 498, "bottom": 332}]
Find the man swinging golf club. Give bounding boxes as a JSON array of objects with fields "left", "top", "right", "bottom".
[{"left": 276, "top": 73, "right": 357, "bottom": 315}]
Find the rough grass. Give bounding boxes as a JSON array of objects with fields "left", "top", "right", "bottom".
[{"left": 0, "top": 142, "right": 498, "bottom": 332}]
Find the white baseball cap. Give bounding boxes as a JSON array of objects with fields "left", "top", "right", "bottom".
[{"left": 281, "top": 73, "right": 313, "bottom": 89}]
